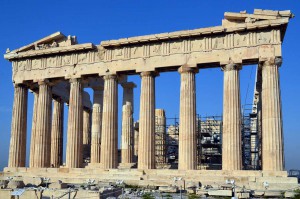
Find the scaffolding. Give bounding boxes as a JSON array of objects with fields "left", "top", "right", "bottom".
[
  {"left": 198, "top": 115, "right": 222, "bottom": 170},
  {"left": 152, "top": 111, "right": 259, "bottom": 170}
]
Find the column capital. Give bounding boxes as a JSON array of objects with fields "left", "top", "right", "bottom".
[
  {"left": 13, "top": 83, "right": 27, "bottom": 88},
  {"left": 52, "top": 95, "right": 63, "bottom": 102},
  {"left": 140, "top": 71, "right": 159, "bottom": 77},
  {"left": 103, "top": 74, "right": 118, "bottom": 81},
  {"left": 260, "top": 57, "right": 282, "bottom": 68},
  {"left": 121, "top": 82, "right": 136, "bottom": 89},
  {"left": 37, "top": 79, "right": 51, "bottom": 86},
  {"left": 69, "top": 78, "right": 82, "bottom": 83},
  {"left": 221, "top": 63, "right": 242, "bottom": 71},
  {"left": 178, "top": 65, "right": 199, "bottom": 74}
]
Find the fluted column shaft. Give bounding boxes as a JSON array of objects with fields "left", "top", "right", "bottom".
[
  {"left": 178, "top": 66, "right": 198, "bottom": 170},
  {"left": 29, "top": 91, "right": 38, "bottom": 168},
  {"left": 121, "top": 103, "right": 133, "bottom": 163},
  {"left": 261, "top": 58, "right": 284, "bottom": 171},
  {"left": 90, "top": 88, "right": 103, "bottom": 163},
  {"left": 66, "top": 78, "right": 83, "bottom": 168},
  {"left": 50, "top": 97, "right": 64, "bottom": 167},
  {"left": 222, "top": 63, "right": 242, "bottom": 170},
  {"left": 133, "top": 122, "right": 139, "bottom": 162},
  {"left": 32, "top": 80, "right": 52, "bottom": 168},
  {"left": 8, "top": 84, "right": 28, "bottom": 167},
  {"left": 138, "top": 71, "right": 157, "bottom": 170},
  {"left": 83, "top": 108, "right": 91, "bottom": 162},
  {"left": 121, "top": 82, "right": 136, "bottom": 164},
  {"left": 100, "top": 75, "right": 118, "bottom": 169}
]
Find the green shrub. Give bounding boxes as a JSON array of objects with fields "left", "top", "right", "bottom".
[{"left": 142, "top": 192, "right": 155, "bottom": 199}]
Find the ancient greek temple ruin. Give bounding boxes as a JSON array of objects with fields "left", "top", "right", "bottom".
[{"left": 2, "top": 9, "right": 298, "bottom": 194}]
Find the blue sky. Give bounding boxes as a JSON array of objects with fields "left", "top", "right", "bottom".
[{"left": 0, "top": 1, "right": 299, "bottom": 171}]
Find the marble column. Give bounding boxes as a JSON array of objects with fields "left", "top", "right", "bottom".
[
  {"left": 32, "top": 80, "right": 52, "bottom": 168},
  {"left": 83, "top": 108, "right": 91, "bottom": 163},
  {"left": 178, "top": 66, "right": 198, "bottom": 170},
  {"left": 138, "top": 71, "right": 157, "bottom": 170},
  {"left": 100, "top": 75, "right": 118, "bottom": 169},
  {"left": 8, "top": 84, "right": 28, "bottom": 167},
  {"left": 133, "top": 122, "right": 139, "bottom": 162},
  {"left": 155, "top": 109, "right": 167, "bottom": 167},
  {"left": 222, "top": 63, "right": 242, "bottom": 170},
  {"left": 120, "top": 82, "right": 136, "bottom": 167},
  {"left": 50, "top": 97, "right": 64, "bottom": 168},
  {"left": 261, "top": 58, "right": 284, "bottom": 171},
  {"left": 90, "top": 87, "right": 103, "bottom": 164},
  {"left": 120, "top": 103, "right": 133, "bottom": 165},
  {"left": 29, "top": 91, "right": 38, "bottom": 168},
  {"left": 66, "top": 78, "right": 83, "bottom": 168}
]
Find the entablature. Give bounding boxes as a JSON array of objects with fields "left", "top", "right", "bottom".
[{"left": 4, "top": 9, "right": 293, "bottom": 84}]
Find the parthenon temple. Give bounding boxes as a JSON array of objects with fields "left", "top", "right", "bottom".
[{"left": 1, "top": 9, "right": 298, "bottom": 196}]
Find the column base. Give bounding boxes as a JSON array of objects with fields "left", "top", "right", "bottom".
[{"left": 118, "top": 163, "right": 137, "bottom": 169}]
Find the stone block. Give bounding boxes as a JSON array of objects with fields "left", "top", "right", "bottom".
[
  {"left": 185, "top": 181, "right": 200, "bottom": 188},
  {"left": 118, "top": 163, "right": 137, "bottom": 169},
  {"left": 23, "top": 177, "right": 43, "bottom": 186},
  {"left": 7, "top": 180, "right": 25, "bottom": 189},
  {"left": 252, "top": 190, "right": 264, "bottom": 196},
  {"left": 49, "top": 180, "right": 68, "bottom": 189},
  {"left": 262, "top": 171, "right": 288, "bottom": 177},
  {"left": 0, "top": 180, "right": 8, "bottom": 189},
  {"left": 58, "top": 167, "right": 70, "bottom": 173},
  {"left": 159, "top": 186, "right": 178, "bottom": 193},
  {"left": 285, "top": 191, "right": 296, "bottom": 198},
  {"left": 208, "top": 189, "right": 232, "bottom": 196},
  {"left": 236, "top": 192, "right": 250, "bottom": 198},
  {"left": 264, "top": 190, "right": 283, "bottom": 197},
  {"left": 196, "top": 189, "right": 208, "bottom": 196}
]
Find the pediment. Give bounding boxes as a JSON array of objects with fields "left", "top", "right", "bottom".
[
  {"left": 11, "top": 32, "right": 78, "bottom": 53},
  {"left": 223, "top": 9, "right": 293, "bottom": 27}
]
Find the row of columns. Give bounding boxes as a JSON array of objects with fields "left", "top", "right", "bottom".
[{"left": 8, "top": 58, "right": 284, "bottom": 171}]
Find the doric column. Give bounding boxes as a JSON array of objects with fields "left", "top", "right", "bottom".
[
  {"left": 120, "top": 103, "right": 133, "bottom": 165},
  {"left": 8, "top": 84, "right": 28, "bottom": 167},
  {"left": 83, "top": 108, "right": 91, "bottom": 163},
  {"left": 138, "top": 71, "right": 157, "bottom": 170},
  {"left": 90, "top": 87, "right": 103, "bottom": 164},
  {"left": 66, "top": 78, "right": 83, "bottom": 168},
  {"left": 222, "top": 63, "right": 242, "bottom": 170},
  {"left": 120, "top": 82, "right": 136, "bottom": 167},
  {"left": 50, "top": 97, "right": 64, "bottom": 168},
  {"left": 133, "top": 122, "right": 139, "bottom": 162},
  {"left": 178, "top": 66, "right": 198, "bottom": 170},
  {"left": 32, "top": 80, "right": 52, "bottom": 168},
  {"left": 29, "top": 91, "right": 38, "bottom": 168},
  {"left": 155, "top": 109, "right": 166, "bottom": 167},
  {"left": 261, "top": 58, "right": 284, "bottom": 171},
  {"left": 100, "top": 75, "right": 118, "bottom": 169}
]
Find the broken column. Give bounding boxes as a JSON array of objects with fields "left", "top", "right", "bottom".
[
  {"left": 119, "top": 82, "right": 136, "bottom": 168},
  {"left": 83, "top": 108, "right": 91, "bottom": 164},
  {"left": 90, "top": 86, "right": 103, "bottom": 165},
  {"left": 155, "top": 109, "right": 167, "bottom": 168}
]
